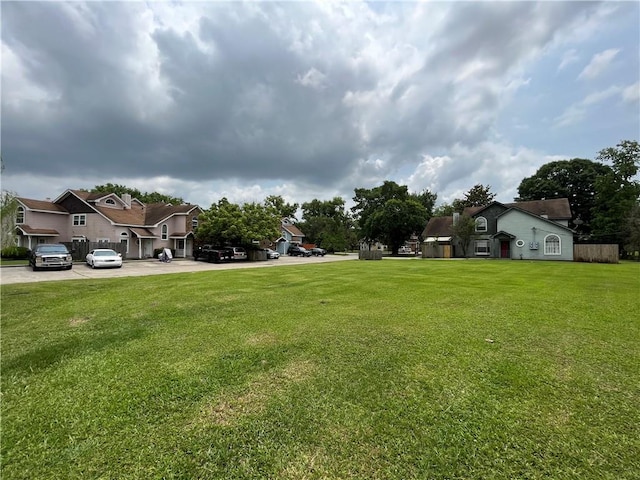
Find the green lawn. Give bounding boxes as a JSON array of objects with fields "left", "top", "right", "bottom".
[{"left": 2, "top": 260, "right": 639, "bottom": 479}]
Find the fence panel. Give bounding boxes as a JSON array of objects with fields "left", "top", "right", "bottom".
[
  {"left": 64, "top": 242, "right": 127, "bottom": 261},
  {"left": 573, "top": 244, "right": 619, "bottom": 263}
]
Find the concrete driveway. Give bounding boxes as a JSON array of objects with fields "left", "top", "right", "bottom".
[{"left": 0, "top": 254, "right": 358, "bottom": 285}]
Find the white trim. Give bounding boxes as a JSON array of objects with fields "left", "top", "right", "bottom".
[
  {"left": 544, "top": 234, "right": 561, "bottom": 255},
  {"left": 475, "top": 216, "right": 488, "bottom": 232},
  {"left": 515, "top": 239, "right": 525, "bottom": 248}
]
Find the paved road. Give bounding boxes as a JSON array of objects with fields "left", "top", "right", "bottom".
[{"left": 0, "top": 254, "right": 358, "bottom": 285}]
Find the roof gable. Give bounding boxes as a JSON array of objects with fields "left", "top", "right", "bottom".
[
  {"left": 497, "top": 207, "right": 574, "bottom": 233},
  {"left": 17, "top": 198, "right": 68, "bottom": 213}
]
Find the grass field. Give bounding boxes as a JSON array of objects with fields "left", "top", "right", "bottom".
[{"left": 1, "top": 260, "right": 639, "bottom": 479}]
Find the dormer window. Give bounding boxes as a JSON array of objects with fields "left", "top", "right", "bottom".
[
  {"left": 475, "top": 217, "right": 487, "bottom": 232},
  {"left": 105, "top": 198, "right": 116, "bottom": 206}
]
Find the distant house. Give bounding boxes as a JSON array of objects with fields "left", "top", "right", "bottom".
[
  {"left": 15, "top": 189, "right": 202, "bottom": 259},
  {"left": 276, "top": 218, "right": 305, "bottom": 254},
  {"left": 422, "top": 198, "right": 575, "bottom": 261}
]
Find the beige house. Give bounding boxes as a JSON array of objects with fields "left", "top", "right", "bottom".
[{"left": 16, "top": 189, "right": 202, "bottom": 259}]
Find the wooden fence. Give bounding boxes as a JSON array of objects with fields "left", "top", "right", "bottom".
[
  {"left": 359, "top": 250, "right": 383, "bottom": 260},
  {"left": 63, "top": 242, "right": 127, "bottom": 261},
  {"left": 573, "top": 244, "right": 619, "bottom": 264}
]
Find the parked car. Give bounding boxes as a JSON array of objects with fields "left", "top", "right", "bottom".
[
  {"left": 86, "top": 249, "right": 123, "bottom": 268},
  {"left": 265, "top": 248, "right": 280, "bottom": 259},
  {"left": 230, "top": 247, "right": 247, "bottom": 260},
  {"left": 311, "top": 247, "right": 326, "bottom": 256},
  {"left": 28, "top": 243, "right": 73, "bottom": 271},
  {"left": 287, "top": 245, "right": 312, "bottom": 257}
]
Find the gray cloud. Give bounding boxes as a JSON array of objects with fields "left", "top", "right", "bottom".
[{"left": 2, "top": 1, "right": 636, "bottom": 207}]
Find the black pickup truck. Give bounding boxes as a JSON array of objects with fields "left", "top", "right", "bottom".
[{"left": 193, "top": 245, "right": 233, "bottom": 263}]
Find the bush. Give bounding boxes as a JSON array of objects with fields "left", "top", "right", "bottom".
[{"left": 1, "top": 246, "right": 30, "bottom": 259}]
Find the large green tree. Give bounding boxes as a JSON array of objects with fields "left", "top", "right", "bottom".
[
  {"left": 89, "top": 184, "right": 185, "bottom": 205},
  {"left": 299, "top": 197, "right": 357, "bottom": 252},
  {"left": 517, "top": 159, "right": 612, "bottom": 234},
  {"left": 352, "top": 181, "right": 428, "bottom": 254},
  {"left": 196, "top": 198, "right": 280, "bottom": 247},
  {"left": 265, "top": 195, "right": 298, "bottom": 220},
  {"left": 454, "top": 184, "right": 496, "bottom": 210},
  {"left": 590, "top": 140, "right": 640, "bottom": 247}
]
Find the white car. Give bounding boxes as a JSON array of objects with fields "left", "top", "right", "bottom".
[
  {"left": 86, "top": 249, "right": 123, "bottom": 268},
  {"left": 265, "top": 248, "right": 280, "bottom": 259}
]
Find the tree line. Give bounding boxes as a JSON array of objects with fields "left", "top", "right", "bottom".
[{"left": 1, "top": 140, "right": 638, "bottom": 257}]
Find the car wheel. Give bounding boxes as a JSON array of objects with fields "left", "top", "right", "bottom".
[
  {"left": 32, "top": 266, "right": 39, "bottom": 272},
  {"left": 91, "top": 261, "right": 95, "bottom": 269},
  {"left": 66, "top": 265, "right": 73, "bottom": 270}
]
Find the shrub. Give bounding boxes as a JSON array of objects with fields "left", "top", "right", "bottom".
[{"left": 1, "top": 246, "right": 30, "bottom": 259}]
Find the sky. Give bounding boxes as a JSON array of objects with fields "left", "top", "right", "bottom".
[{"left": 2, "top": 1, "right": 639, "bottom": 214}]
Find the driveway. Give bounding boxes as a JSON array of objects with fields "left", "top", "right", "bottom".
[{"left": 0, "top": 254, "right": 358, "bottom": 285}]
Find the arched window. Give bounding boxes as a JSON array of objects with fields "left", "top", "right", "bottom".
[
  {"left": 544, "top": 234, "right": 561, "bottom": 255},
  {"left": 16, "top": 206, "right": 25, "bottom": 224},
  {"left": 161, "top": 224, "right": 168, "bottom": 240},
  {"left": 475, "top": 217, "right": 487, "bottom": 232},
  {"left": 105, "top": 198, "right": 116, "bottom": 206}
]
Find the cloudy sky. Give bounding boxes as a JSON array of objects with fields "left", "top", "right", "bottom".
[{"left": 2, "top": 1, "right": 638, "bottom": 213}]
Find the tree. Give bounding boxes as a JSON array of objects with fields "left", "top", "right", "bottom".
[
  {"left": 517, "top": 159, "right": 612, "bottom": 234},
  {"left": 591, "top": 140, "right": 640, "bottom": 247},
  {"left": 196, "top": 197, "right": 280, "bottom": 247},
  {"left": 461, "top": 184, "right": 496, "bottom": 207},
  {"left": 352, "top": 181, "right": 428, "bottom": 254},
  {"left": 299, "top": 197, "right": 357, "bottom": 252},
  {"left": 622, "top": 204, "right": 640, "bottom": 260},
  {"left": 433, "top": 202, "right": 456, "bottom": 217},
  {"left": 0, "top": 190, "right": 19, "bottom": 249},
  {"left": 89, "top": 184, "right": 184, "bottom": 205},
  {"left": 265, "top": 195, "right": 298, "bottom": 220},
  {"left": 450, "top": 214, "right": 475, "bottom": 257}
]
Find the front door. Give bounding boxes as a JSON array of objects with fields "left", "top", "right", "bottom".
[{"left": 500, "top": 241, "right": 510, "bottom": 258}]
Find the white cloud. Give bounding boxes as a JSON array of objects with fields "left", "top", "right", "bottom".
[
  {"left": 554, "top": 85, "right": 624, "bottom": 127},
  {"left": 622, "top": 81, "right": 640, "bottom": 104},
  {"left": 578, "top": 48, "right": 620, "bottom": 80},
  {"left": 558, "top": 48, "right": 579, "bottom": 71}
]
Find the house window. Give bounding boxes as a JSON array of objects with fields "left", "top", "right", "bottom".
[
  {"left": 161, "top": 224, "right": 168, "bottom": 240},
  {"left": 544, "top": 234, "right": 561, "bottom": 255},
  {"left": 475, "top": 217, "right": 487, "bottom": 232},
  {"left": 105, "top": 198, "right": 116, "bottom": 206},
  {"left": 475, "top": 240, "right": 490, "bottom": 256},
  {"left": 16, "top": 206, "right": 25, "bottom": 224},
  {"left": 73, "top": 214, "right": 86, "bottom": 226},
  {"left": 192, "top": 217, "right": 198, "bottom": 229}
]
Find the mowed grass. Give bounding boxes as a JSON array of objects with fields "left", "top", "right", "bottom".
[{"left": 1, "top": 260, "right": 639, "bottom": 479}]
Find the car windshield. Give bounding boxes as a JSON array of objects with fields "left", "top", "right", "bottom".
[
  {"left": 94, "top": 250, "right": 117, "bottom": 256},
  {"left": 37, "top": 245, "right": 68, "bottom": 254}
]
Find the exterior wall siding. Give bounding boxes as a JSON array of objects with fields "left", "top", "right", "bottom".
[{"left": 497, "top": 211, "right": 574, "bottom": 261}]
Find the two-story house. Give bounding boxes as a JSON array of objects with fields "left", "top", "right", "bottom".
[
  {"left": 15, "top": 189, "right": 202, "bottom": 259},
  {"left": 422, "top": 198, "right": 575, "bottom": 260},
  {"left": 276, "top": 218, "right": 306, "bottom": 254}
]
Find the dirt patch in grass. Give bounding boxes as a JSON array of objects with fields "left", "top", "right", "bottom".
[
  {"left": 245, "top": 332, "right": 279, "bottom": 346},
  {"left": 69, "top": 316, "right": 91, "bottom": 326},
  {"left": 193, "top": 358, "right": 316, "bottom": 427}
]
